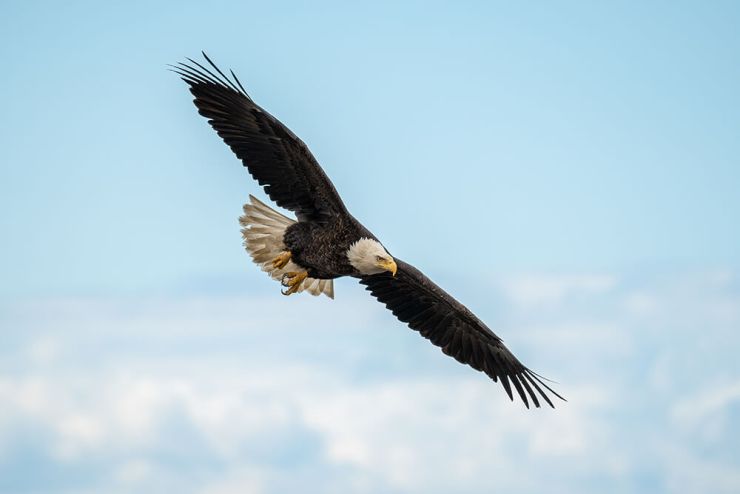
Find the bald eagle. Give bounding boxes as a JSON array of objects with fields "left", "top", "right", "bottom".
[{"left": 173, "top": 53, "right": 564, "bottom": 408}]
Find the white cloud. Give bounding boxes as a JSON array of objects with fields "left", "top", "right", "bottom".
[
  {"left": 498, "top": 273, "right": 617, "bottom": 307},
  {"left": 672, "top": 380, "right": 740, "bottom": 430},
  {"left": 198, "top": 467, "right": 265, "bottom": 494},
  {"left": 0, "top": 270, "right": 738, "bottom": 493},
  {"left": 114, "top": 458, "right": 154, "bottom": 485},
  {"left": 27, "top": 335, "right": 61, "bottom": 366}
]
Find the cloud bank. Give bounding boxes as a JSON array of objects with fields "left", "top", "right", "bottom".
[{"left": 1, "top": 270, "right": 738, "bottom": 493}]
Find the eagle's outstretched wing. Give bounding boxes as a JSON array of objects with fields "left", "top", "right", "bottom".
[
  {"left": 360, "top": 259, "right": 565, "bottom": 408},
  {"left": 172, "top": 53, "right": 347, "bottom": 223}
]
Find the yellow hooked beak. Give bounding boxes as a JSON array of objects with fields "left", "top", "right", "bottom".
[{"left": 378, "top": 259, "right": 398, "bottom": 277}]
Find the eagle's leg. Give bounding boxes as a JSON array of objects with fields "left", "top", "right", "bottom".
[
  {"left": 271, "top": 251, "right": 292, "bottom": 270},
  {"left": 281, "top": 271, "right": 308, "bottom": 296}
]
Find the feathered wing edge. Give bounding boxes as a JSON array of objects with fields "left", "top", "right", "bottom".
[
  {"left": 169, "top": 51, "right": 252, "bottom": 100},
  {"left": 360, "top": 260, "right": 565, "bottom": 408},
  {"left": 171, "top": 52, "right": 349, "bottom": 224}
]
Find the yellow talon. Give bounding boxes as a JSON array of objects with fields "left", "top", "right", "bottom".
[
  {"left": 281, "top": 271, "right": 308, "bottom": 296},
  {"left": 271, "top": 251, "right": 292, "bottom": 270}
]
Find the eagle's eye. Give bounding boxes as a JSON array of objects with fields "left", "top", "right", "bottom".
[{"left": 375, "top": 255, "right": 384, "bottom": 262}]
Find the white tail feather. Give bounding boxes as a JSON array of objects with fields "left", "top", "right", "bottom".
[{"left": 239, "top": 195, "right": 334, "bottom": 299}]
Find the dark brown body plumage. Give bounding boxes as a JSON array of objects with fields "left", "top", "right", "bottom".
[{"left": 283, "top": 216, "right": 375, "bottom": 279}]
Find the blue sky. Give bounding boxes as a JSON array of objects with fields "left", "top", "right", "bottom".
[
  {"left": 1, "top": 0, "right": 739, "bottom": 296},
  {"left": 1, "top": 1, "right": 739, "bottom": 493}
]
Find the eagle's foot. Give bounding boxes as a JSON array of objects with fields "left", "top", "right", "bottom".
[
  {"left": 281, "top": 271, "right": 308, "bottom": 296},
  {"left": 271, "top": 251, "right": 292, "bottom": 270}
]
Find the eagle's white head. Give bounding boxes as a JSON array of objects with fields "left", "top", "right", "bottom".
[{"left": 347, "top": 238, "right": 397, "bottom": 276}]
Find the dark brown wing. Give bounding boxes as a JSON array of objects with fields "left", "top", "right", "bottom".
[
  {"left": 360, "top": 259, "right": 564, "bottom": 408},
  {"left": 172, "top": 53, "right": 347, "bottom": 223}
]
